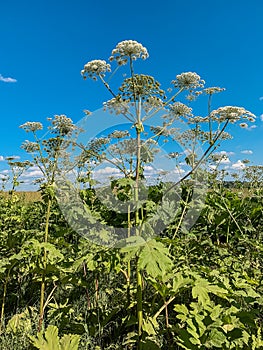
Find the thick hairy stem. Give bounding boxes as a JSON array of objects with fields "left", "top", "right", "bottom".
[
  {"left": 135, "top": 130, "right": 141, "bottom": 228},
  {"left": 83, "top": 262, "right": 91, "bottom": 309},
  {"left": 134, "top": 99, "right": 144, "bottom": 346},
  {"left": 127, "top": 205, "right": 131, "bottom": 302},
  {"left": 136, "top": 259, "right": 143, "bottom": 346},
  {"left": 38, "top": 197, "right": 52, "bottom": 331}
]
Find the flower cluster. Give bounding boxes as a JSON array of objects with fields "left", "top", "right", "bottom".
[
  {"left": 19, "top": 122, "right": 43, "bottom": 132},
  {"left": 172, "top": 72, "right": 205, "bottom": 90},
  {"left": 81, "top": 60, "right": 111, "bottom": 80},
  {"left": 21, "top": 140, "right": 40, "bottom": 153},
  {"left": 210, "top": 106, "right": 256, "bottom": 123},
  {"left": 119, "top": 74, "right": 166, "bottom": 101},
  {"left": 50, "top": 115, "right": 76, "bottom": 136},
  {"left": 143, "top": 96, "right": 164, "bottom": 113},
  {"left": 109, "top": 40, "right": 149, "bottom": 65},
  {"left": 109, "top": 130, "right": 130, "bottom": 139},
  {"left": 187, "top": 116, "right": 208, "bottom": 124},
  {"left": 203, "top": 87, "right": 225, "bottom": 95},
  {"left": 168, "top": 102, "right": 193, "bottom": 120},
  {"left": 103, "top": 97, "right": 129, "bottom": 115}
]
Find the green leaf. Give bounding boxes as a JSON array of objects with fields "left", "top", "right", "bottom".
[
  {"left": 207, "top": 329, "right": 226, "bottom": 348},
  {"left": 172, "top": 272, "right": 193, "bottom": 294},
  {"left": 174, "top": 304, "right": 189, "bottom": 316},
  {"left": 192, "top": 279, "right": 210, "bottom": 305},
  {"left": 138, "top": 239, "right": 172, "bottom": 278},
  {"left": 29, "top": 325, "right": 80, "bottom": 350},
  {"left": 6, "top": 308, "right": 32, "bottom": 334},
  {"left": 60, "top": 334, "right": 80, "bottom": 350},
  {"left": 29, "top": 325, "right": 60, "bottom": 350}
]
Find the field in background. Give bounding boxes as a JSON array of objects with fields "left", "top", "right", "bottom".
[{"left": 1, "top": 191, "right": 42, "bottom": 202}]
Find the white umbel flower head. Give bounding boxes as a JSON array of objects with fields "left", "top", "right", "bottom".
[
  {"left": 169, "top": 102, "right": 193, "bottom": 118},
  {"left": 19, "top": 122, "right": 43, "bottom": 132},
  {"left": 110, "top": 40, "right": 149, "bottom": 65},
  {"left": 172, "top": 72, "right": 205, "bottom": 90},
  {"left": 211, "top": 106, "right": 256, "bottom": 123},
  {"left": 81, "top": 60, "right": 111, "bottom": 80}
]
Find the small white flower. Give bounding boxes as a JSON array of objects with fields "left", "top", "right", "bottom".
[{"left": 240, "top": 122, "right": 248, "bottom": 128}]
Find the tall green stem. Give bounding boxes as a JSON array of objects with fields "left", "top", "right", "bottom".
[
  {"left": 134, "top": 99, "right": 143, "bottom": 346},
  {"left": 38, "top": 196, "right": 52, "bottom": 331},
  {"left": 136, "top": 258, "right": 143, "bottom": 345}
]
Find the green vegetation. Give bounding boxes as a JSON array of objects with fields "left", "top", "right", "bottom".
[{"left": 0, "top": 40, "right": 262, "bottom": 349}]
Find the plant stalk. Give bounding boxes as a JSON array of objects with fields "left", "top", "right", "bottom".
[{"left": 38, "top": 196, "right": 52, "bottom": 331}]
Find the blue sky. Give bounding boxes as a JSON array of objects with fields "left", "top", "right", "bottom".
[{"left": 0, "top": 0, "right": 262, "bottom": 187}]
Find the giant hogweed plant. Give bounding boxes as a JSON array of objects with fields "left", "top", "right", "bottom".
[
  {"left": 9, "top": 40, "right": 259, "bottom": 349},
  {"left": 19, "top": 116, "right": 78, "bottom": 331},
  {"left": 76, "top": 40, "right": 257, "bottom": 347}
]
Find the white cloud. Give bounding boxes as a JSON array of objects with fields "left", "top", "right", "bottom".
[
  {"left": 94, "top": 166, "right": 121, "bottom": 176},
  {"left": 2, "top": 169, "right": 9, "bottom": 174},
  {"left": 0, "top": 156, "right": 4, "bottom": 161},
  {"left": 217, "top": 156, "right": 231, "bottom": 164},
  {"left": 260, "top": 114, "right": 263, "bottom": 121},
  {"left": 27, "top": 166, "right": 40, "bottom": 171},
  {"left": 232, "top": 160, "right": 245, "bottom": 170},
  {"left": 217, "top": 150, "right": 235, "bottom": 156},
  {"left": 0, "top": 74, "right": 17, "bottom": 83},
  {"left": 22, "top": 170, "right": 43, "bottom": 178},
  {"left": 241, "top": 150, "right": 253, "bottom": 155},
  {"left": 144, "top": 165, "right": 154, "bottom": 172},
  {"left": 247, "top": 125, "right": 257, "bottom": 131}
]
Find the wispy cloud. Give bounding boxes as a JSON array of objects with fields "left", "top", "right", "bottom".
[
  {"left": 259, "top": 97, "right": 263, "bottom": 101},
  {"left": 0, "top": 156, "right": 4, "bottom": 161},
  {"left": 241, "top": 150, "right": 253, "bottom": 155},
  {"left": 0, "top": 74, "right": 17, "bottom": 83},
  {"left": 260, "top": 114, "right": 263, "bottom": 121},
  {"left": 248, "top": 125, "right": 257, "bottom": 131}
]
